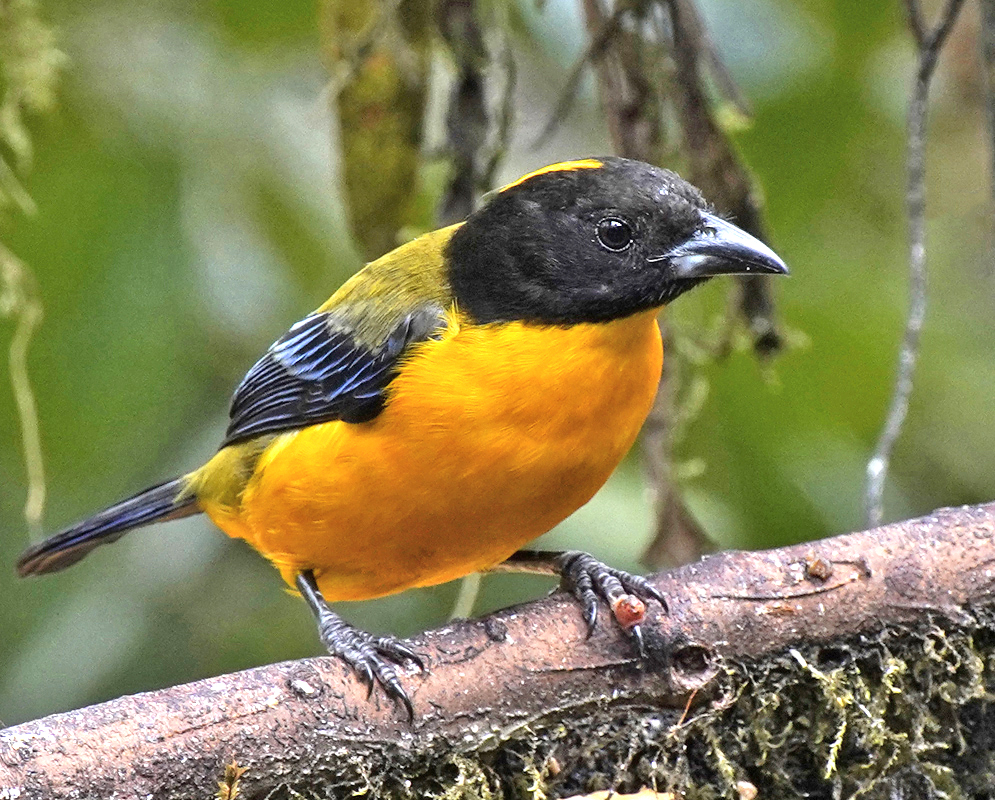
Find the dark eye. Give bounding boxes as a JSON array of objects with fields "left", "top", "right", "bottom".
[{"left": 596, "top": 217, "right": 633, "bottom": 251}]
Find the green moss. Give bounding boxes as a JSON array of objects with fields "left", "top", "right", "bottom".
[
  {"left": 437, "top": 756, "right": 498, "bottom": 800},
  {"left": 0, "top": 0, "right": 64, "bottom": 213},
  {"left": 364, "top": 614, "right": 995, "bottom": 799},
  {"left": 641, "top": 620, "right": 994, "bottom": 798}
]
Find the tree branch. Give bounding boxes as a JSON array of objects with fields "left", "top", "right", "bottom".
[
  {"left": 4, "top": 502, "right": 995, "bottom": 798},
  {"left": 864, "top": 0, "right": 967, "bottom": 527}
]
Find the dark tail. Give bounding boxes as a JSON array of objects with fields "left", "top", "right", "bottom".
[{"left": 16, "top": 477, "right": 200, "bottom": 576}]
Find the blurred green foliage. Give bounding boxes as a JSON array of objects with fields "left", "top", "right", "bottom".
[
  {"left": 1, "top": 0, "right": 993, "bottom": 727},
  {"left": 321, "top": 0, "right": 434, "bottom": 259}
]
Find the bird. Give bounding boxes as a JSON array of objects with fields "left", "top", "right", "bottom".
[{"left": 16, "top": 156, "right": 787, "bottom": 716}]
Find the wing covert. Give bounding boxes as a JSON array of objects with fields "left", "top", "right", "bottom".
[{"left": 222, "top": 305, "right": 447, "bottom": 446}]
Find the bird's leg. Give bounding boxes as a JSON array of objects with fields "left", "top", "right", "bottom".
[
  {"left": 491, "top": 551, "right": 667, "bottom": 656},
  {"left": 295, "top": 570, "right": 424, "bottom": 718}
]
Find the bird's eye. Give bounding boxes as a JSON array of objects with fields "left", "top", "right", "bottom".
[{"left": 596, "top": 217, "right": 633, "bottom": 252}]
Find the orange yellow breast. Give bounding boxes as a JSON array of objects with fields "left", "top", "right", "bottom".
[{"left": 203, "top": 310, "right": 663, "bottom": 601}]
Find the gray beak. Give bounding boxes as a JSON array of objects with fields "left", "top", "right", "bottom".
[{"left": 660, "top": 211, "right": 788, "bottom": 279}]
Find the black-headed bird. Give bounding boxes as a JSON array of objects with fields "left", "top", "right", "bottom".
[{"left": 17, "top": 157, "right": 787, "bottom": 716}]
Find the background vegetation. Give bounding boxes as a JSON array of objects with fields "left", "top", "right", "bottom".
[{"left": 1, "top": 0, "right": 992, "bottom": 727}]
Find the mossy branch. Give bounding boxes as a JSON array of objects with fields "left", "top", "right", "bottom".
[{"left": 4, "top": 503, "right": 995, "bottom": 798}]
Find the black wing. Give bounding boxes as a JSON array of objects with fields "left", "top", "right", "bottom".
[{"left": 222, "top": 305, "right": 447, "bottom": 446}]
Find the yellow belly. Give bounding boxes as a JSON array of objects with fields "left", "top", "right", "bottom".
[{"left": 200, "top": 310, "right": 663, "bottom": 601}]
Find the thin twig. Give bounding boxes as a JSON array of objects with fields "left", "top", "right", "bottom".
[
  {"left": 981, "top": 0, "right": 995, "bottom": 204},
  {"left": 449, "top": 572, "right": 482, "bottom": 619},
  {"left": 921, "top": 0, "right": 966, "bottom": 58},
  {"left": 864, "top": 0, "right": 967, "bottom": 527},
  {"left": 672, "top": 0, "right": 751, "bottom": 117},
  {"left": 436, "top": 0, "right": 489, "bottom": 225},
  {"left": 479, "top": 18, "right": 516, "bottom": 192},
  {"left": 903, "top": 0, "right": 926, "bottom": 49},
  {"left": 534, "top": 2, "right": 630, "bottom": 148},
  {"left": 1, "top": 245, "right": 45, "bottom": 537}
]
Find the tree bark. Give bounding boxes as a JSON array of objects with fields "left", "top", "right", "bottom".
[{"left": 3, "top": 502, "right": 995, "bottom": 799}]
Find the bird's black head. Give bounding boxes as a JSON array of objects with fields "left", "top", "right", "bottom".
[{"left": 446, "top": 157, "right": 787, "bottom": 325}]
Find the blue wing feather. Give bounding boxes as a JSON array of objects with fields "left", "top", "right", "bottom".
[{"left": 222, "top": 306, "right": 447, "bottom": 446}]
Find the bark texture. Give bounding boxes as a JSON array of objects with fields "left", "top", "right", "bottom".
[{"left": 3, "top": 503, "right": 995, "bottom": 798}]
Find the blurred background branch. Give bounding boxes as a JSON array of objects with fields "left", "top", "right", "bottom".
[
  {"left": 1, "top": 245, "right": 45, "bottom": 538},
  {"left": 982, "top": 0, "right": 995, "bottom": 203},
  {"left": 864, "top": 0, "right": 966, "bottom": 527},
  {"left": 0, "top": 0, "right": 64, "bottom": 538}
]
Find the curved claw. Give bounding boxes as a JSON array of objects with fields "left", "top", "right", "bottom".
[
  {"left": 355, "top": 661, "right": 375, "bottom": 697},
  {"left": 330, "top": 633, "right": 418, "bottom": 717},
  {"left": 573, "top": 581, "right": 600, "bottom": 634},
  {"left": 618, "top": 572, "right": 668, "bottom": 613},
  {"left": 396, "top": 693, "right": 415, "bottom": 721},
  {"left": 378, "top": 638, "right": 426, "bottom": 672},
  {"left": 582, "top": 598, "right": 599, "bottom": 635},
  {"left": 555, "top": 551, "right": 667, "bottom": 654},
  {"left": 383, "top": 680, "right": 415, "bottom": 720},
  {"left": 373, "top": 662, "right": 415, "bottom": 720},
  {"left": 297, "top": 570, "right": 422, "bottom": 719}
]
